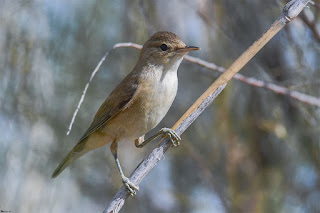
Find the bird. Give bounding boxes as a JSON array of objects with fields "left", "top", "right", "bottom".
[{"left": 51, "top": 31, "right": 200, "bottom": 195}]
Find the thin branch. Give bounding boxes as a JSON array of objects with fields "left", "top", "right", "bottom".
[
  {"left": 66, "top": 43, "right": 143, "bottom": 136},
  {"left": 66, "top": 48, "right": 113, "bottom": 135},
  {"left": 97, "top": 44, "right": 320, "bottom": 108},
  {"left": 184, "top": 55, "right": 320, "bottom": 107},
  {"left": 299, "top": 9, "right": 320, "bottom": 42},
  {"left": 104, "top": 0, "right": 311, "bottom": 212}
]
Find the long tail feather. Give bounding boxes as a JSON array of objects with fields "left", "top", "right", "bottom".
[{"left": 51, "top": 141, "right": 86, "bottom": 178}]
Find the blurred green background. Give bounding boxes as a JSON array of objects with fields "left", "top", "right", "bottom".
[{"left": 0, "top": 0, "right": 319, "bottom": 212}]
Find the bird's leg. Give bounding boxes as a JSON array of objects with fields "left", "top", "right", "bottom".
[
  {"left": 135, "top": 127, "right": 181, "bottom": 148},
  {"left": 110, "top": 141, "right": 139, "bottom": 196}
]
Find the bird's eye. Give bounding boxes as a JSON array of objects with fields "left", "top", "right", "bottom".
[{"left": 160, "top": 44, "right": 168, "bottom": 51}]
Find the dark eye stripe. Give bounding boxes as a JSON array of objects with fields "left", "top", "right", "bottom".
[{"left": 160, "top": 44, "right": 168, "bottom": 51}]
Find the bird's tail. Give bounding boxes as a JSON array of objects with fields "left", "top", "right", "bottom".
[{"left": 51, "top": 141, "right": 87, "bottom": 178}]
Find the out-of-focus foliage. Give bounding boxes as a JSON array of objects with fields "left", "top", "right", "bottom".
[{"left": 0, "top": 0, "right": 319, "bottom": 212}]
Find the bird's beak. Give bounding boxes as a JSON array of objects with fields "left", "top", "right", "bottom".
[{"left": 176, "top": 46, "right": 200, "bottom": 53}]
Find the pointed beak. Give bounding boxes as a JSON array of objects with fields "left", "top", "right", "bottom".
[{"left": 176, "top": 46, "right": 200, "bottom": 53}]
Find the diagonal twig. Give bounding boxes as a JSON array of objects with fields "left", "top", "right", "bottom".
[{"left": 104, "top": 0, "right": 311, "bottom": 212}]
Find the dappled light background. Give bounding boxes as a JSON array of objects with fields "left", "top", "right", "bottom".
[{"left": 1, "top": 0, "right": 319, "bottom": 212}]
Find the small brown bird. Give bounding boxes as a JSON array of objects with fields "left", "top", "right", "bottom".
[{"left": 52, "top": 31, "right": 199, "bottom": 195}]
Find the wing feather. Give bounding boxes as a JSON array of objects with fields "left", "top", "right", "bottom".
[{"left": 79, "top": 73, "right": 139, "bottom": 142}]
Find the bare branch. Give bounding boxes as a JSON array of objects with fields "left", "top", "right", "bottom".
[
  {"left": 184, "top": 55, "right": 320, "bottom": 107},
  {"left": 66, "top": 48, "right": 114, "bottom": 135},
  {"left": 299, "top": 10, "right": 320, "bottom": 42},
  {"left": 104, "top": 0, "right": 311, "bottom": 212},
  {"left": 66, "top": 43, "right": 143, "bottom": 136},
  {"left": 105, "top": 44, "right": 320, "bottom": 108}
]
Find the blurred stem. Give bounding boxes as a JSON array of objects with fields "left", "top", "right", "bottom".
[
  {"left": 182, "top": 138, "right": 230, "bottom": 211},
  {"left": 299, "top": 9, "right": 320, "bottom": 42}
]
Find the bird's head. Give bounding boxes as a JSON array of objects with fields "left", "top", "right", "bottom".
[{"left": 139, "top": 31, "right": 199, "bottom": 68}]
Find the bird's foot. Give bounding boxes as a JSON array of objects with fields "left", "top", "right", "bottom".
[
  {"left": 122, "top": 176, "right": 139, "bottom": 196},
  {"left": 160, "top": 128, "right": 181, "bottom": 147}
]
